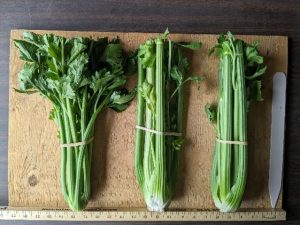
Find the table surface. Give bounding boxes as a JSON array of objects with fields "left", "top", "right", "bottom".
[{"left": 0, "top": 0, "right": 299, "bottom": 224}]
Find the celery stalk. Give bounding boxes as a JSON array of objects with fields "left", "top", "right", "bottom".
[
  {"left": 135, "top": 31, "right": 202, "bottom": 211},
  {"left": 208, "top": 32, "right": 267, "bottom": 212}
]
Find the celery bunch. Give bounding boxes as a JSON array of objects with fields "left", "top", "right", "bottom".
[
  {"left": 207, "top": 32, "right": 267, "bottom": 212},
  {"left": 135, "top": 31, "right": 203, "bottom": 212},
  {"left": 14, "top": 32, "right": 135, "bottom": 211}
]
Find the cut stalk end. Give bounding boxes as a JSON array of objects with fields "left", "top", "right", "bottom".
[{"left": 145, "top": 197, "right": 170, "bottom": 212}]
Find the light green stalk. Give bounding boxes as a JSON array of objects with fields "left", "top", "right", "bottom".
[
  {"left": 135, "top": 59, "right": 146, "bottom": 188},
  {"left": 135, "top": 32, "right": 202, "bottom": 212},
  {"left": 15, "top": 32, "right": 135, "bottom": 211},
  {"left": 210, "top": 33, "right": 266, "bottom": 212}
]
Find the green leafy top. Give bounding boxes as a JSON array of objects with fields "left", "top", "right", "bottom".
[
  {"left": 209, "top": 31, "right": 267, "bottom": 110},
  {"left": 14, "top": 31, "right": 136, "bottom": 114},
  {"left": 137, "top": 30, "right": 204, "bottom": 141},
  {"left": 137, "top": 30, "right": 204, "bottom": 107},
  {"left": 138, "top": 40, "right": 156, "bottom": 68}
]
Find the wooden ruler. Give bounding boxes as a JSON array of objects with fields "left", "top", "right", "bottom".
[{"left": 0, "top": 207, "right": 286, "bottom": 221}]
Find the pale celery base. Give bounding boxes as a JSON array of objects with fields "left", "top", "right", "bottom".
[{"left": 145, "top": 197, "right": 170, "bottom": 212}]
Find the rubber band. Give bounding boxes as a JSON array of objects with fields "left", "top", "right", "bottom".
[
  {"left": 61, "top": 137, "right": 94, "bottom": 148},
  {"left": 216, "top": 138, "right": 248, "bottom": 146},
  {"left": 135, "top": 125, "right": 182, "bottom": 137}
]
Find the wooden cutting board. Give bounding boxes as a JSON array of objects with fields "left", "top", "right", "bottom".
[{"left": 8, "top": 30, "right": 287, "bottom": 211}]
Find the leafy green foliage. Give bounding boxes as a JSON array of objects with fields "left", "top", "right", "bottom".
[
  {"left": 246, "top": 80, "right": 263, "bottom": 111},
  {"left": 209, "top": 31, "right": 267, "bottom": 109},
  {"left": 138, "top": 40, "right": 156, "bottom": 68},
  {"left": 109, "top": 88, "right": 136, "bottom": 111},
  {"left": 15, "top": 31, "right": 135, "bottom": 112},
  {"left": 14, "top": 31, "right": 136, "bottom": 211},
  {"left": 139, "top": 81, "right": 156, "bottom": 113},
  {"left": 205, "top": 104, "right": 217, "bottom": 123},
  {"left": 172, "top": 138, "right": 184, "bottom": 151},
  {"left": 14, "top": 40, "right": 39, "bottom": 62}
]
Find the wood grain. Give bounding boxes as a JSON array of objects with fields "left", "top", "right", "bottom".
[
  {"left": 1, "top": 1, "right": 300, "bottom": 224},
  {"left": 8, "top": 30, "right": 287, "bottom": 211}
]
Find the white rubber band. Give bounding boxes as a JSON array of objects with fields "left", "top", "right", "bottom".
[
  {"left": 216, "top": 138, "right": 248, "bottom": 146},
  {"left": 135, "top": 125, "right": 182, "bottom": 137},
  {"left": 61, "top": 137, "right": 94, "bottom": 148}
]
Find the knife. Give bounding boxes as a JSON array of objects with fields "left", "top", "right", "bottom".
[{"left": 269, "top": 72, "right": 287, "bottom": 208}]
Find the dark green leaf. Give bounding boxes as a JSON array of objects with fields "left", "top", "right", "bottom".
[
  {"left": 124, "top": 51, "right": 137, "bottom": 76},
  {"left": 245, "top": 65, "right": 267, "bottom": 80},
  {"left": 110, "top": 89, "right": 136, "bottom": 105},
  {"left": 172, "top": 138, "right": 184, "bottom": 151},
  {"left": 47, "top": 43, "right": 61, "bottom": 63},
  {"left": 218, "top": 34, "right": 226, "bottom": 44},
  {"left": 90, "top": 70, "right": 115, "bottom": 92},
  {"left": 102, "top": 43, "right": 122, "bottom": 66},
  {"left": 107, "top": 77, "right": 126, "bottom": 90},
  {"left": 205, "top": 104, "right": 217, "bottom": 123},
  {"left": 138, "top": 40, "right": 156, "bottom": 68},
  {"left": 68, "top": 38, "right": 87, "bottom": 65},
  {"left": 23, "top": 32, "right": 41, "bottom": 43},
  {"left": 18, "top": 62, "right": 38, "bottom": 90},
  {"left": 67, "top": 52, "right": 89, "bottom": 88},
  {"left": 208, "top": 46, "right": 218, "bottom": 56},
  {"left": 62, "top": 83, "right": 76, "bottom": 98},
  {"left": 247, "top": 80, "right": 264, "bottom": 111},
  {"left": 179, "top": 57, "right": 189, "bottom": 72},
  {"left": 14, "top": 88, "right": 37, "bottom": 94},
  {"left": 109, "top": 103, "right": 129, "bottom": 112},
  {"left": 14, "top": 40, "right": 38, "bottom": 62},
  {"left": 170, "top": 66, "right": 184, "bottom": 84}
]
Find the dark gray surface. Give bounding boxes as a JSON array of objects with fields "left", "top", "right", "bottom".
[{"left": 0, "top": 0, "right": 300, "bottom": 224}]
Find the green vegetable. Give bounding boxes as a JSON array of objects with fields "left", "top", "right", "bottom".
[
  {"left": 135, "top": 30, "right": 203, "bottom": 211},
  {"left": 14, "top": 32, "right": 135, "bottom": 211},
  {"left": 207, "top": 32, "right": 267, "bottom": 212}
]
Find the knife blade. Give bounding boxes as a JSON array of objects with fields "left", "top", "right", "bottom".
[{"left": 269, "top": 72, "right": 287, "bottom": 208}]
